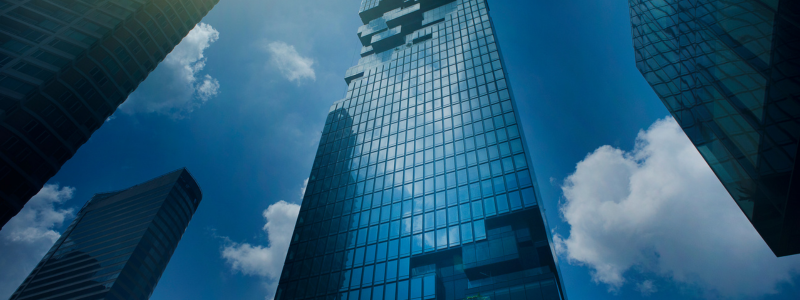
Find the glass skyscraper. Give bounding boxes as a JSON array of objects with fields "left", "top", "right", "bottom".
[
  {"left": 629, "top": 0, "right": 800, "bottom": 256},
  {"left": 0, "top": 0, "right": 219, "bottom": 230},
  {"left": 276, "top": 0, "right": 566, "bottom": 299},
  {"left": 10, "top": 168, "right": 202, "bottom": 300}
]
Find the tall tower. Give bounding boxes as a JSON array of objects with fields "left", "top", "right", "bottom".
[
  {"left": 275, "top": 0, "right": 566, "bottom": 299},
  {"left": 0, "top": 0, "right": 219, "bottom": 229},
  {"left": 10, "top": 168, "right": 202, "bottom": 300},
  {"left": 629, "top": 0, "right": 800, "bottom": 256}
]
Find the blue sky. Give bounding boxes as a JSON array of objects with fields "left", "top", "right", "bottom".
[{"left": 1, "top": 0, "right": 799, "bottom": 299}]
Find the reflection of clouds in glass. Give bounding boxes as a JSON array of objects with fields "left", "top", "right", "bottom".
[
  {"left": 436, "top": 229, "right": 447, "bottom": 248},
  {"left": 424, "top": 232, "right": 435, "bottom": 250}
]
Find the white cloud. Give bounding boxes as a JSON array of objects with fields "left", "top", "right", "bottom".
[
  {"left": 120, "top": 23, "right": 220, "bottom": 118},
  {"left": 0, "top": 185, "right": 74, "bottom": 299},
  {"left": 265, "top": 41, "right": 315, "bottom": 83},
  {"left": 299, "top": 178, "right": 309, "bottom": 200},
  {"left": 636, "top": 280, "right": 657, "bottom": 296},
  {"left": 221, "top": 200, "right": 300, "bottom": 300},
  {"left": 554, "top": 117, "right": 800, "bottom": 298}
]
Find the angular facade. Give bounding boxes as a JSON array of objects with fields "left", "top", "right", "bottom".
[
  {"left": 10, "top": 168, "right": 202, "bottom": 300},
  {"left": 276, "top": 0, "right": 566, "bottom": 299},
  {"left": 0, "top": 0, "right": 219, "bottom": 229},
  {"left": 629, "top": 0, "right": 800, "bottom": 256}
]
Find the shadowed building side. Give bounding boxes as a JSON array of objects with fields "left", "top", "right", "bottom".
[
  {"left": 629, "top": 0, "right": 800, "bottom": 256},
  {"left": 0, "top": 0, "right": 220, "bottom": 230}
]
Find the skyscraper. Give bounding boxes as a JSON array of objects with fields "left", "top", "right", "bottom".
[
  {"left": 276, "top": 0, "right": 566, "bottom": 299},
  {"left": 629, "top": 0, "right": 800, "bottom": 256},
  {"left": 10, "top": 168, "right": 202, "bottom": 300},
  {"left": 0, "top": 0, "right": 219, "bottom": 229}
]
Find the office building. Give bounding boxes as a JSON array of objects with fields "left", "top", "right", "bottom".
[
  {"left": 275, "top": 0, "right": 567, "bottom": 299},
  {"left": 10, "top": 168, "right": 202, "bottom": 300},
  {"left": 629, "top": 0, "right": 800, "bottom": 256},
  {"left": 0, "top": 0, "right": 219, "bottom": 229}
]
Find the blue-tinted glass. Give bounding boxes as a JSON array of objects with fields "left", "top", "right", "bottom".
[
  {"left": 410, "top": 278, "right": 422, "bottom": 300},
  {"left": 275, "top": 1, "right": 570, "bottom": 298},
  {"left": 397, "top": 281, "right": 409, "bottom": 300},
  {"left": 385, "top": 283, "right": 396, "bottom": 300}
]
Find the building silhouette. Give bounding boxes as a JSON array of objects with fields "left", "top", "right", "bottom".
[
  {"left": 10, "top": 168, "right": 202, "bottom": 300},
  {"left": 629, "top": 0, "right": 800, "bottom": 256},
  {"left": 0, "top": 0, "right": 219, "bottom": 230},
  {"left": 275, "top": 0, "right": 567, "bottom": 299}
]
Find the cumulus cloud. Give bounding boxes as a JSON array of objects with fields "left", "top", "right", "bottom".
[
  {"left": 121, "top": 23, "right": 220, "bottom": 118},
  {"left": 265, "top": 41, "right": 315, "bottom": 83},
  {"left": 299, "top": 178, "right": 309, "bottom": 200},
  {"left": 0, "top": 185, "right": 75, "bottom": 299},
  {"left": 636, "top": 280, "right": 657, "bottom": 296},
  {"left": 221, "top": 200, "right": 300, "bottom": 300},
  {"left": 554, "top": 117, "right": 800, "bottom": 298}
]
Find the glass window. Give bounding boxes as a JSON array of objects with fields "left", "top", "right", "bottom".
[
  {"left": 366, "top": 244, "right": 377, "bottom": 264},
  {"left": 377, "top": 242, "right": 388, "bottom": 261},
  {"left": 459, "top": 204, "right": 471, "bottom": 221},
  {"left": 398, "top": 280, "right": 409, "bottom": 300},
  {"left": 400, "top": 237, "right": 411, "bottom": 257},
  {"left": 518, "top": 170, "right": 532, "bottom": 187},
  {"left": 413, "top": 215, "right": 423, "bottom": 233},
  {"left": 448, "top": 226, "right": 460, "bottom": 246},
  {"left": 341, "top": 270, "right": 352, "bottom": 291},
  {"left": 363, "top": 265, "right": 374, "bottom": 286},
  {"left": 423, "top": 275, "right": 436, "bottom": 298},
  {"left": 436, "top": 228, "right": 447, "bottom": 249},
  {"left": 385, "top": 282, "right": 397, "bottom": 300},
  {"left": 375, "top": 262, "right": 386, "bottom": 284},
  {"left": 387, "top": 260, "right": 398, "bottom": 281},
  {"left": 424, "top": 231, "right": 435, "bottom": 251},
  {"left": 351, "top": 267, "right": 363, "bottom": 289},
  {"left": 472, "top": 201, "right": 484, "bottom": 218},
  {"left": 388, "top": 239, "right": 399, "bottom": 259},
  {"left": 373, "top": 285, "right": 385, "bottom": 300},
  {"left": 474, "top": 220, "right": 486, "bottom": 240},
  {"left": 379, "top": 223, "right": 390, "bottom": 241},
  {"left": 402, "top": 218, "right": 411, "bottom": 236},
  {"left": 436, "top": 209, "right": 447, "bottom": 228},
  {"left": 495, "top": 194, "right": 509, "bottom": 213},
  {"left": 410, "top": 278, "right": 422, "bottom": 300},
  {"left": 461, "top": 223, "right": 473, "bottom": 243},
  {"left": 361, "top": 287, "right": 372, "bottom": 300},
  {"left": 521, "top": 187, "right": 537, "bottom": 207},
  {"left": 508, "top": 190, "right": 522, "bottom": 210},
  {"left": 402, "top": 200, "right": 412, "bottom": 216},
  {"left": 369, "top": 225, "right": 379, "bottom": 243},
  {"left": 355, "top": 247, "right": 366, "bottom": 266},
  {"left": 412, "top": 234, "right": 423, "bottom": 254},
  {"left": 424, "top": 212, "right": 434, "bottom": 230},
  {"left": 391, "top": 220, "right": 401, "bottom": 238},
  {"left": 399, "top": 258, "right": 410, "bottom": 278}
]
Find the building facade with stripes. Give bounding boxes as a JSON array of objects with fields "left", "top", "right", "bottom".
[
  {"left": 10, "top": 168, "right": 202, "bottom": 300},
  {"left": 0, "top": 0, "right": 219, "bottom": 230},
  {"left": 629, "top": 0, "right": 800, "bottom": 256}
]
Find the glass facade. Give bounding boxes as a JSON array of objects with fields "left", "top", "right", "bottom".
[
  {"left": 10, "top": 168, "right": 202, "bottom": 300},
  {"left": 276, "top": 0, "right": 566, "bottom": 299},
  {"left": 0, "top": 0, "right": 219, "bottom": 230},
  {"left": 629, "top": 0, "right": 800, "bottom": 256}
]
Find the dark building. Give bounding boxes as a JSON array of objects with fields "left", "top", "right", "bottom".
[
  {"left": 275, "top": 0, "right": 566, "bottom": 299},
  {"left": 629, "top": 0, "right": 800, "bottom": 256},
  {"left": 0, "top": 0, "right": 219, "bottom": 229},
  {"left": 10, "top": 168, "right": 202, "bottom": 300}
]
